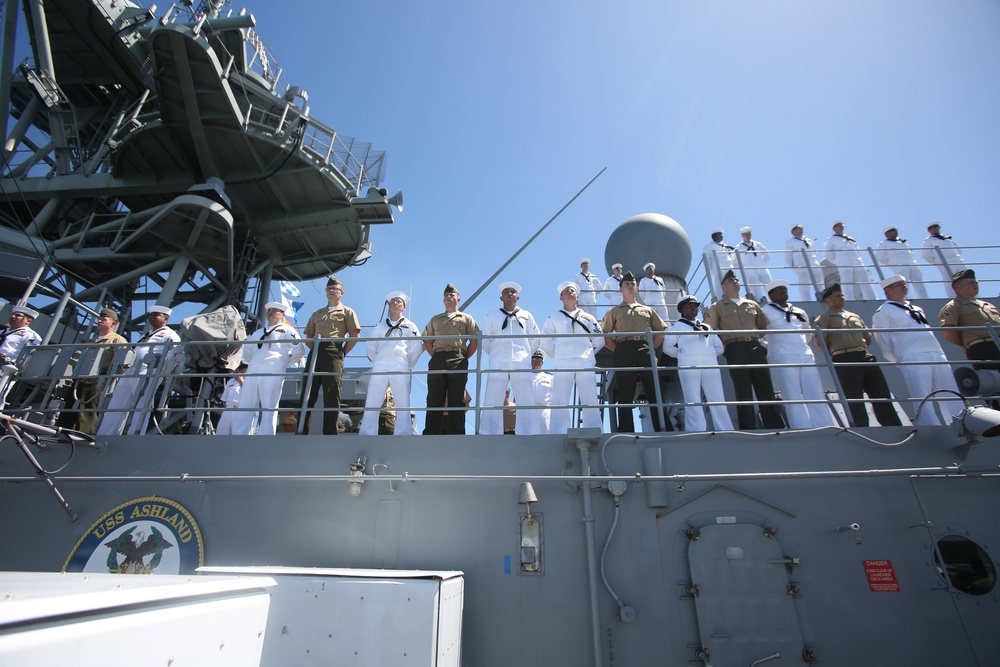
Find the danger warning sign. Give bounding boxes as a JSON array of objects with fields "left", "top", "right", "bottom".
[{"left": 863, "top": 560, "right": 901, "bottom": 592}]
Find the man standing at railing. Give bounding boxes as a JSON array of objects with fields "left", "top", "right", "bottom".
[
  {"left": 784, "top": 224, "right": 822, "bottom": 302},
  {"left": 360, "top": 291, "right": 422, "bottom": 436},
  {"left": 762, "top": 280, "right": 835, "bottom": 429},
  {"left": 0, "top": 305, "right": 43, "bottom": 409},
  {"left": 603, "top": 263, "right": 624, "bottom": 304},
  {"left": 704, "top": 271, "right": 785, "bottom": 431},
  {"left": 814, "top": 284, "right": 902, "bottom": 427},
  {"left": 921, "top": 222, "right": 966, "bottom": 296},
  {"left": 541, "top": 281, "right": 603, "bottom": 434},
  {"left": 480, "top": 282, "right": 541, "bottom": 435},
  {"left": 573, "top": 259, "right": 604, "bottom": 317},
  {"left": 530, "top": 350, "right": 553, "bottom": 434},
  {"left": 940, "top": 269, "right": 1000, "bottom": 373},
  {"left": 602, "top": 272, "right": 673, "bottom": 433},
  {"left": 823, "top": 220, "right": 876, "bottom": 301},
  {"left": 639, "top": 262, "right": 670, "bottom": 321},
  {"left": 734, "top": 226, "right": 772, "bottom": 302},
  {"left": 872, "top": 275, "right": 963, "bottom": 425},
  {"left": 237, "top": 301, "right": 306, "bottom": 436},
  {"left": 876, "top": 226, "right": 928, "bottom": 299},
  {"left": 702, "top": 229, "right": 734, "bottom": 301},
  {"left": 97, "top": 305, "right": 181, "bottom": 436},
  {"left": 423, "top": 283, "right": 479, "bottom": 435},
  {"left": 302, "top": 277, "right": 360, "bottom": 435},
  {"left": 58, "top": 308, "right": 127, "bottom": 434}
]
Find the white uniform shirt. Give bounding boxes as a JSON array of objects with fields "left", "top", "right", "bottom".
[
  {"left": 762, "top": 303, "right": 814, "bottom": 354},
  {"left": 662, "top": 319, "right": 723, "bottom": 365},
  {"left": 824, "top": 233, "right": 865, "bottom": 266},
  {"left": 133, "top": 326, "right": 181, "bottom": 369},
  {"left": 481, "top": 308, "right": 540, "bottom": 366},
  {"left": 0, "top": 325, "right": 41, "bottom": 362},
  {"left": 540, "top": 309, "right": 603, "bottom": 361},
  {"left": 603, "top": 275, "right": 622, "bottom": 303},
  {"left": 243, "top": 323, "right": 305, "bottom": 368},
  {"left": 220, "top": 377, "right": 242, "bottom": 407},
  {"left": 735, "top": 240, "right": 771, "bottom": 268},
  {"left": 639, "top": 275, "right": 668, "bottom": 310},
  {"left": 876, "top": 238, "right": 920, "bottom": 268},
  {"left": 784, "top": 236, "right": 820, "bottom": 268},
  {"left": 921, "top": 233, "right": 964, "bottom": 267},
  {"left": 573, "top": 272, "right": 603, "bottom": 308},
  {"left": 871, "top": 300, "right": 943, "bottom": 362},
  {"left": 367, "top": 316, "right": 423, "bottom": 371},
  {"left": 531, "top": 371, "right": 553, "bottom": 406},
  {"left": 702, "top": 241, "right": 734, "bottom": 272}
]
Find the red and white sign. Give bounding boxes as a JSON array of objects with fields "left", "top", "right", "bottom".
[{"left": 863, "top": 560, "right": 900, "bottom": 592}]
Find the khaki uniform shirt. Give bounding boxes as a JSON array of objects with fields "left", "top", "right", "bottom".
[
  {"left": 601, "top": 302, "right": 666, "bottom": 341},
  {"left": 939, "top": 297, "right": 1000, "bottom": 349},
  {"left": 423, "top": 311, "right": 480, "bottom": 354},
  {"left": 703, "top": 297, "right": 768, "bottom": 344},
  {"left": 304, "top": 304, "right": 360, "bottom": 340},
  {"left": 814, "top": 309, "right": 870, "bottom": 355}
]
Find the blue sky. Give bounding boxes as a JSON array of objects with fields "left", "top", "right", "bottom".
[{"left": 245, "top": 0, "right": 999, "bottom": 327}]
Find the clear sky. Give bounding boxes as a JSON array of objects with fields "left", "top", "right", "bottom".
[
  {"left": 245, "top": 0, "right": 999, "bottom": 319},
  {"left": 237, "top": 0, "right": 1000, "bottom": 428}
]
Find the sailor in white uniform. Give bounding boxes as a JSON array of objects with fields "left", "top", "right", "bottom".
[
  {"left": 361, "top": 291, "right": 423, "bottom": 436},
  {"left": 603, "top": 263, "right": 624, "bottom": 303},
  {"left": 572, "top": 259, "right": 604, "bottom": 317},
  {"left": 871, "top": 275, "right": 964, "bottom": 426},
  {"left": 530, "top": 350, "right": 553, "bottom": 435},
  {"left": 98, "top": 305, "right": 181, "bottom": 436},
  {"left": 214, "top": 363, "right": 246, "bottom": 436},
  {"left": 540, "top": 281, "right": 603, "bottom": 434},
  {"left": 761, "top": 280, "right": 835, "bottom": 429},
  {"left": 733, "top": 226, "right": 772, "bottom": 301},
  {"left": 0, "top": 305, "right": 43, "bottom": 408},
  {"left": 702, "top": 228, "right": 734, "bottom": 300},
  {"left": 236, "top": 301, "right": 306, "bottom": 436},
  {"left": 480, "top": 282, "right": 541, "bottom": 435},
  {"left": 921, "top": 222, "right": 966, "bottom": 296},
  {"left": 784, "top": 223, "right": 822, "bottom": 301},
  {"left": 639, "top": 262, "right": 670, "bottom": 321},
  {"left": 662, "top": 295, "right": 733, "bottom": 432},
  {"left": 823, "top": 220, "right": 876, "bottom": 301},
  {"left": 875, "top": 226, "right": 927, "bottom": 299}
]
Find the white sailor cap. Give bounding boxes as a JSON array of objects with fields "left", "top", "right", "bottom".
[
  {"left": 12, "top": 305, "right": 38, "bottom": 319},
  {"left": 148, "top": 305, "right": 172, "bottom": 316},
  {"left": 765, "top": 279, "right": 789, "bottom": 295},
  {"left": 611, "top": 263, "right": 622, "bottom": 270},
  {"left": 831, "top": 219, "right": 845, "bottom": 228},
  {"left": 499, "top": 281, "right": 522, "bottom": 295},
  {"left": 385, "top": 290, "right": 409, "bottom": 306},
  {"left": 710, "top": 227, "right": 723, "bottom": 235},
  {"left": 883, "top": 225, "right": 897, "bottom": 234},
  {"left": 557, "top": 280, "right": 578, "bottom": 296},
  {"left": 926, "top": 221, "right": 941, "bottom": 229},
  {"left": 580, "top": 258, "right": 591, "bottom": 265},
  {"left": 264, "top": 301, "right": 286, "bottom": 312},
  {"left": 790, "top": 223, "right": 803, "bottom": 233},
  {"left": 879, "top": 274, "right": 907, "bottom": 289},
  {"left": 740, "top": 226, "right": 752, "bottom": 234},
  {"left": 643, "top": 262, "right": 656, "bottom": 271}
]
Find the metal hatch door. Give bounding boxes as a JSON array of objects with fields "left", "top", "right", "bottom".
[{"left": 687, "top": 523, "right": 804, "bottom": 666}]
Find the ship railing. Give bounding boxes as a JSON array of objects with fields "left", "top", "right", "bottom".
[
  {"left": 686, "top": 244, "right": 999, "bottom": 305},
  {"left": 2, "top": 323, "right": 996, "bottom": 435}
]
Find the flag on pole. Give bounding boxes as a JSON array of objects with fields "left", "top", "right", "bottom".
[{"left": 279, "top": 281, "right": 304, "bottom": 322}]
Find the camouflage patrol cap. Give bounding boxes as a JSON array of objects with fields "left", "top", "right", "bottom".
[
  {"left": 99, "top": 308, "right": 119, "bottom": 322},
  {"left": 821, "top": 283, "right": 843, "bottom": 300}
]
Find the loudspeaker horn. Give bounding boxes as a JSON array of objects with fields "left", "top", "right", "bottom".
[
  {"left": 386, "top": 190, "right": 403, "bottom": 212},
  {"left": 954, "top": 367, "right": 1000, "bottom": 397}
]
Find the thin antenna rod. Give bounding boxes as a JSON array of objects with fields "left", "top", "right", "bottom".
[{"left": 462, "top": 166, "right": 607, "bottom": 309}]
